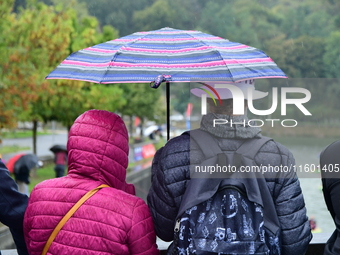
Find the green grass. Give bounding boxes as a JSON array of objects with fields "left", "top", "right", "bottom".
[
  {"left": 27, "top": 159, "right": 155, "bottom": 192},
  {"left": 8, "top": 138, "right": 164, "bottom": 193},
  {"left": 1, "top": 145, "right": 30, "bottom": 154},
  {"left": 1, "top": 130, "right": 50, "bottom": 139},
  {"left": 154, "top": 138, "right": 166, "bottom": 150},
  {"left": 28, "top": 163, "right": 57, "bottom": 193}
]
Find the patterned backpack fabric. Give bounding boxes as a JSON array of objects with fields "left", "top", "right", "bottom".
[{"left": 171, "top": 129, "right": 281, "bottom": 255}]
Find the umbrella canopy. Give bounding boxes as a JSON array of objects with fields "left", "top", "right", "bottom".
[
  {"left": 46, "top": 27, "right": 286, "bottom": 84},
  {"left": 46, "top": 27, "right": 288, "bottom": 139},
  {"left": 14, "top": 154, "right": 39, "bottom": 175},
  {"left": 6, "top": 153, "right": 26, "bottom": 173},
  {"left": 50, "top": 144, "right": 67, "bottom": 153}
]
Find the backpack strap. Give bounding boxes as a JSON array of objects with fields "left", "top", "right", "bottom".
[
  {"left": 41, "top": 184, "right": 110, "bottom": 255},
  {"left": 179, "top": 129, "right": 280, "bottom": 236},
  {"left": 185, "top": 129, "right": 232, "bottom": 170},
  {"left": 185, "top": 129, "right": 272, "bottom": 166},
  {"left": 178, "top": 129, "right": 271, "bottom": 215},
  {"left": 236, "top": 135, "right": 272, "bottom": 159},
  {"left": 184, "top": 129, "right": 223, "bottom": 159}
]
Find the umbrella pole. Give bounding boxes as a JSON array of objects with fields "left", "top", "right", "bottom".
[{"left": 166, "top": 81, "right": 170, "bottom": 141}]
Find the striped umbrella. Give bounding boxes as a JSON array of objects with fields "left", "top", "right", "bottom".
[{"left": 46, "top": 27, "right": 287, "bottom": 139}]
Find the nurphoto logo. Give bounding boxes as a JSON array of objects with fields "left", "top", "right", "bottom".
[{"left": 198, "top": 82, "right": 312, "bottom": 128}]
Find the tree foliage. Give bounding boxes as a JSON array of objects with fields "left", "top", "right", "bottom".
[
  {"left": 1, "top": 1, "right": 72, "bottom": 128},
  {"left": 1, "top": 0, "right": 340, "bottom": 136},
  {"left": 323, "top": 31, "right": 340, "bottom": 78}
]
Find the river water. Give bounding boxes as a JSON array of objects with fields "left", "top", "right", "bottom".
[{"left": 272, "top": 135, "right": 337, "bottom": 234}]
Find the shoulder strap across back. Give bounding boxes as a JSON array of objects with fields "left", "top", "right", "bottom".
[
  {"left": 186, "top": 129, "right": 272, "bottom": 160},
  {"left": 41, "top": 184, "right": 110, "bottom": 255}
]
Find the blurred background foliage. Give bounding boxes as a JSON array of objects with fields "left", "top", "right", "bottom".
[{"left": 1, "top": 0, "right": 340, "bottom": 143}]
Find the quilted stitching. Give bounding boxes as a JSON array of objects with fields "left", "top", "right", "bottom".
[
  {"left": 147, "top": 130, "right": 312, "bottom": 254},
  {"left": 24, "top": 110, "right": 159, "bottom": 255}
]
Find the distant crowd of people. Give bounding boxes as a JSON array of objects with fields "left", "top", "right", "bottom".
[{"left": 1, "top": 81, "right": 340, "bottom": 255}]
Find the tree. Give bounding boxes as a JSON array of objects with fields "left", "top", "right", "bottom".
[
  {"left": 78, "top": 0, "right": 155, "bottom": 36},
  {"left": 165, "top": 0, "right": 204, "bottom": 30},
  {"left": 323, "top": 31, "right": 340, "bottom": 78},
  {"left": 196, "top": 0, "right": 236, "bottom": 38},
  {"left": 118, "top": 84, "right": 165, "bottom": 139},
  {"left": 227, "top": 0, "right": 282, "bottom": 50},
  {"left": 1, "top": 1, "right": 124, "bottom": 152},
  {"left": 277, "top": 0, "right": 335, "bottom": 39},
  {"left": 1, "top": 1, "right": 71, "bottom": 131},
  {"left": 266, "top": 35, "right": 325, "bottom": 78},
  {"left": 170, "top": 83, "right": 192, "bottom": 115},
  {"left": 40, "top": 5, "right": 123, "bottom": 130},
  {"left": 132, "top": 0, "right": 176, "bottom": 31},
  {"left": 44, "top": 83, "right": 126, "bottom": 130},
  {"left": 3, "top": 2, "right": 75, "bottom": 152},
  {"left": 0, "top": 0, "right": 20, "bottom": 128}
]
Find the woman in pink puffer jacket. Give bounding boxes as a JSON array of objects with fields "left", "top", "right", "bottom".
[{"left": 24, "top": 110, "right": 159, "bottom": 255}]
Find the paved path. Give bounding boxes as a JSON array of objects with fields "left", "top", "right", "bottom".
[
  {"left": 1, "top": 132, "right": 68, "bottom": 161},
  {"left": 1, "top": 131, "right": 136, "bottom": 163}
]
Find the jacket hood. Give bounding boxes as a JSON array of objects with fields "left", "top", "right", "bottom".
[
  {"left": 200, "top": 113, "right": 262, "bottom": 139},
  {"left": 67, "top": 109, "right": 133, "bottom": 193}
]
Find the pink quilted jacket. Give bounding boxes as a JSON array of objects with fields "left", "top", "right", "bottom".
[{"left": 24, "top": 110, "right": 159, "bottom": 255}]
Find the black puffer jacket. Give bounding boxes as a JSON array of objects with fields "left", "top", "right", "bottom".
[
  {"left": 320, "top": 139, "right": 340, "bottom": 255},
  {"left": 0, "top": 161, "right": 29, "bottom": 255},
  {"left": 147, "top": 113, "right": 312, "bottom": 255}
]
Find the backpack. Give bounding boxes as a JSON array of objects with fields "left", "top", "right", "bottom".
[{"left": 170, "top": 129, "right": 281, "bottom": 255}]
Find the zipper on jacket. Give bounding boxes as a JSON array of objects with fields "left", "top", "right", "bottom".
[{"left": 174, "top": 218, "right": 180, "bottom": 232}]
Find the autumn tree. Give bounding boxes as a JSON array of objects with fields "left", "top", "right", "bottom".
[
  {"left": 38, "top": 4, "right": 126, "bottom": 139},
  {"left": 118, "top": 84, "right": 165, "bottom": 139},
  {"left": 1, "top": 1, "right": 74, "bottom": 152},
  {"left": 1, "top": 1, "right": 124, "bottom": 152},
  {"left": 0, "top": 0, "right": 20, "bottom": 128}
]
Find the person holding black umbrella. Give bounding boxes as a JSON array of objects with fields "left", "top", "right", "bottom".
[
  {"left": 50, "top": 145, "right": 68, "bottom": 177},
  {"left": 13, "top": 154, "right": 41, "bottom": 196}
]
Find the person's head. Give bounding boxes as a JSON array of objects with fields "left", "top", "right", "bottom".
[
  {"left": 16, "top": 165, "right": 30, "bottom": 184},
  {"left": 206, "top": 98, "right": 248, "bottom": 116},
  {"left": 191, "top": 79, "right": 267, "bottom": 116},
  {"left": 320, "top": 139, "right": 340, "bottom": 179},
  {"left": 67, "top": 109, "right": 130, "bottom": 189}
]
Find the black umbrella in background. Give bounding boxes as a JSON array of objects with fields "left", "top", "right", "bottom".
[
  {"left": 50, "top": 144, "right": 67, "bottom": 153},
  {"left": 13, "top": 154, "right": 41, "bottom": 184},
  {"left": 13, "top": 154, "right": 40, "bottom": 174}
]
